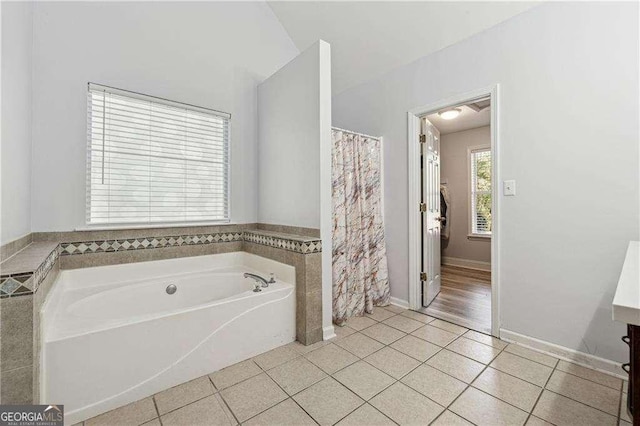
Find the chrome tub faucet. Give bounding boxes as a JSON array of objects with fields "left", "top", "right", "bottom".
[{"left": 244, "top": 272, "right": 270, "bottom": 290}]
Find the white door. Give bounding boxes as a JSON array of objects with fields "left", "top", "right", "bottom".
[{"left": 421, "top": 117, "right": 442, "bottom": 307}]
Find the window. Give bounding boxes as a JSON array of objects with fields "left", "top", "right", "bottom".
[
  {"left": 469, "top": 147, "right": 492, "bottom": 236},
  {"left": 87, "top": 83, "right": 230, "bottom": 225}
]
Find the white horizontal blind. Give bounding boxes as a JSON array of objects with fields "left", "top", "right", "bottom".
[
  {"left": 470, "top": 148, "right": 492, "bottom": 235},
  {"left": 87, "top": 84, "right": 230, "bottom": 225}
]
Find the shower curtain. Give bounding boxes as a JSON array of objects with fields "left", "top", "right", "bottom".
[{"left": 332, "top": 128, "right": 390, "bottom": 326}]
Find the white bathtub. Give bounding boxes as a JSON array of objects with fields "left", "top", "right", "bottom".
[{"left": 41, "top": 252, "right": 296, "bottom": 424}]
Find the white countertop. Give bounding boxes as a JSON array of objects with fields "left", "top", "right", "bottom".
[{"left": 613, "top": 241, "right": 640, "bottom": 325}]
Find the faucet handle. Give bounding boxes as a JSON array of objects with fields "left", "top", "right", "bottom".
[
  {"left": 253, "top": 282, "right": 262, "bottom": 292},
  {"left": 268, "top": 273, "right": 276, "bottom": 283}
]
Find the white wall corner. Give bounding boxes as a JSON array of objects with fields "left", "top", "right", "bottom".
[{"left": 318, "top": 39, "right": 333, "bottom": 334}]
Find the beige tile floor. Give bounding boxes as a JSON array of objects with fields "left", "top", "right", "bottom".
[{"left": 80, "top": 306, "right": 629, "bottom": 426}]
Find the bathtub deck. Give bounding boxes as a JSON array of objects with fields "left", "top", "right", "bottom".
[{"left": 82, "top": 306, "right": 626, "bottom": 426}]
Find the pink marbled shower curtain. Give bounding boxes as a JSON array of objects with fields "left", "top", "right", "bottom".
[{"left": 332, "top": 129, "right": 390, "bottom": 326}]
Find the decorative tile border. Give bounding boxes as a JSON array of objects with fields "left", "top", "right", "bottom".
[
  {"left": 0, "top": 273, "right": 34, "bottom": 299},
  {"left": 33, "top": 246, "right": 60, "bottom": 291},
  {"left": 59, "top": 232, "right": 244, "bottom": 255},
  {"left": 0, "top": 229, "right": 321, "bottom": 298},
  {"left": 0, "top": 247, "right": 59, "bottom": 298},
  {"left": 59, "top": 231, "right": 321, "bottom": 256},
  {"left": 243, "top": 231, "right": 322, "bottom": 254}
]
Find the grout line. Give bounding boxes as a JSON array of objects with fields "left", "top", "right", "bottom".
[
  {"left": 246, "top": 346, "right": 356, "bottom": 424},
  {"left": 549, "top": 365, "right": 622, "bottom": 390},
  {"left": 477, "top": 351, "right": 622, "bottom": 417},
  {"left": 239, "top": 370, "right": 320, "bottom": 425},
  {"left": 490, "top": 341, "right": 623, "bottom": 389},
  {"left": 327, "top": 365, "right": 409, "bottom": 424},
  {"left": 617, "top": 382, "right": 623, "bottom": 425},
  {"left": 207, "top": 374, "right": 219, "bottom": 393},
  {"left": 528, "top": 357, "right": 622, "bottom": 423},
  {"left": 151, "top": 388, "right": 218, "bottom": 419},
  {"left": 287, "top": 398, "right": 321, "bottom": 426},
  {"left": 334, "top": 335, "right": 449, "bottom": 421},
  {"left": 427, "top": 343, "right": 510, "bottom": 425},
  {"left": 215, "top": 393, "right": 243, "bottom": 426},
  {"left": 503, "top": 347, "right": 623, "bottom": 390},
  {"left": 542, "top": 388, "right": 620, "bottom": 420},
  {"left": 218, "top": 377, "right": 277, "bottom": 425},
  {"left": 214, "top": 394, "right": 241, "bottom": 426},
  {"left": 151, "top": 396, "right": 164, "bottom": 426},
  {"left": 215, "top": 375, "right": 262, "bottom": 394},
  {"left": 365, "top": 403, "right": 400, "bottom": 426},
  {"left": 212, "top": 382, "right": 241, "bottom": 425},
  {"left": 316, "top": 394, "right": 366, "bottom": 425}
]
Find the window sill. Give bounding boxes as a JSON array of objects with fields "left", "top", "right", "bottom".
[{"left": 468, "top": 234, "right": 492, "bottom": 240}]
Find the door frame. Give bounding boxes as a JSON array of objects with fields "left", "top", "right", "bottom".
[{"left": 407, "top": 84, "right": 501, "bottom": 337}]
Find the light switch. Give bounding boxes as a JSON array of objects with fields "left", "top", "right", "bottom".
[{"left": 504, "top": 180, "right": 516, "bottom": 196}]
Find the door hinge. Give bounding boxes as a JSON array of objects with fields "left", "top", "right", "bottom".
[
  {"left": 419, "top": 203, "right": 427, "bottom": 212},
  {"left": 420, "top": 272, "right": 428, "bottom": 281},
  {"left": 419, "top": 134, "right": 426, "bottom": 143}
]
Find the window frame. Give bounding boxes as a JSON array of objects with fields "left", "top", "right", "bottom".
[
  {"left": 86, "top": 83, "right": 232, "bottom": 227},
  {"left": 467, "top": 145, "right": 492, "bottom": 239}
]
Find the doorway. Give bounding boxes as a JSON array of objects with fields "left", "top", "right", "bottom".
[{"left": 407, "top": 86, "right": 500, "bottom": 337}]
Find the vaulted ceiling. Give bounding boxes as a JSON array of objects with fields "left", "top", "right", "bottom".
[{"left": 268, "top": 1, "right": 537, "bottom": 95}]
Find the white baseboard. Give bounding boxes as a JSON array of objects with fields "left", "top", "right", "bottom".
[
  {"left": 500, "top": 329, "right": 626, "bottom": 379},
  {"left": 390, "top": 297, "right": 410, "bottom": 309},
  {"left": 323, "top": 325, "right": 336, "bottom": 341},
  {"left": 442, "top": 256, "right": 491, "bottom": 272}
]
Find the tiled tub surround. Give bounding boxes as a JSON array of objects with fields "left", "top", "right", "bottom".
[
  {"left": 0, "top": 224, "right": 322, "bottom": 404},
  {"left": 0, "top": 225, "right": 321, "bottom": 300},
  {"left": 256, "top": 223, "right": 321, "bottom": 238},
  {"left": 43, "top": 252, "right": 295, "bottom": 424},
  {"left": 0, "top": 241, "right": 60, "bottom": 297},
  {"left": 243, "top": 242, "right": 323, "bottom": 346},
  {"left": 56, "top": 230, "right": 320, "bottom": 269},
  {"left": 0, "top": 232, "right": 33, "bottom": 262},
  {"left": 80, "top": 308, "right": 630, "bottom": 426},
  {"left": 0, "top": 242, "right": 60, "bottom": 404}
]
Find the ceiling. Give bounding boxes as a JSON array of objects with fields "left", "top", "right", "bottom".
[
  {"left": 426, "top": 100, "right": 490, "bottom": 135},
  {"left": 268, "top": 1, "right": 537, "bottom": 95}
]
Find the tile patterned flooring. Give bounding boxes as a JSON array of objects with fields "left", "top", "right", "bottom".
[{"left": 81, "top": 306, "right": 629, "bottom": 426}]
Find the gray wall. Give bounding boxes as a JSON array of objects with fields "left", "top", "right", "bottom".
[
  {"left": 333, "top": 2, "right": 639, "bottom": 362},
  {"left": 1, "top": 2, "right": 33, "bottom": 245},
  {"left": 440, "top": 126, "right": 491, "bottom": 265},
  {"left": 28, "top": 2, "right": 299, "bottom": 231},
  {"left": 257, "top": 41, "right": 333, "bottom": 334},
  {"left": 258, "top": 41, "right": 325, "bottom": 229}
]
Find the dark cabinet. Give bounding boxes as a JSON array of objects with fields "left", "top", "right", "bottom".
[{"left": 624, "top": 324, "right": 639, "bottom": 425}]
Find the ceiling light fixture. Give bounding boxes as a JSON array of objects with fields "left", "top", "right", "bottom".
[{"left": 439, "top": 108, "right": 461, "bottom": 120}]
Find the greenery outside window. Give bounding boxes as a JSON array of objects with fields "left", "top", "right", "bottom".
[{"left": 469, "top": 147, "right": 491, "bottom": 237}]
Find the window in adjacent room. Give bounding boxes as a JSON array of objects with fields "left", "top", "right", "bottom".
[
  {"left": 469, "top": 147, "right": 492, "bottom": 236},
  {"left": 86, "top": 83, "right": 230, "bottom": 225}
]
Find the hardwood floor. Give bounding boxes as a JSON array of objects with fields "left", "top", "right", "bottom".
[{"left": 424, "top": 264, "right": 492, "bottom": 333}]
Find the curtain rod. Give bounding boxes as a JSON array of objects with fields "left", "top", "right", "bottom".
[{"left": 332, "top": 126, "right": 381, "bottom": 141}]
